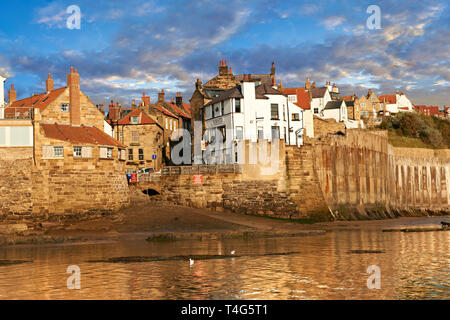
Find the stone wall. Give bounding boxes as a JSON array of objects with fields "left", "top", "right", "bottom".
[
  {"left": 313, "top": 116, "right": 346, "bottom": 139},
  {"left": 0, "top": 147, "right": 34, "bottom": 219},
  {"left": 154, "top": 130, "right": 449, "bottom": 221}
]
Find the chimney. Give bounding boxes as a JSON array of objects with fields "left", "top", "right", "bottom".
[
  {"left": 243, "top": 74, "right": 247, "bottom": 82},
  {"left": 142, "top": 92, "right": 150, "bottom": 106},
  {"left": 158, "top": 89, "right": 165, "bottom": 102},
  {"left": 67, "top": 67, "right": 81, "bottom": 126},
  {"left": 176, "top": 92, "right": 183, "bottom": 106},
  {"left": 219, "top": 59, "right": 228, "bottom": 75},
  {"left": 305, "top": 76, "right": 311, "bottom": 90},
  {"left": 8, "top": 84, "right": 16, "bottom": 103},
  {"left": 195, "top": 78, "right": 202, "bottom": 90},
  {"left": 46, "top": 73, "right": 54, "bottom": 92}
]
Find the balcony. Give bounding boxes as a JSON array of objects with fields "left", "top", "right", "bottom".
[{"left": 0, "top": 107, "right": 34, "bottom": 120}]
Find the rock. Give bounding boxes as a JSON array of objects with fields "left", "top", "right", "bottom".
[{"left": 0, "top": 224, "right": 28, "bottom": 235}]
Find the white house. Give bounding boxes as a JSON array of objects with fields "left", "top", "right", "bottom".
[
  {"left": 203, "top": 81, "right": 306, "bottom": 164},
  {"left": 309, "top": 85, "right": 355, "bottom": 128},
  {"left": 379, "top": 92, "right": 414, "bottom": 113}
]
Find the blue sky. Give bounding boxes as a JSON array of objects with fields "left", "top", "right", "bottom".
[{"left": 0, "top": 0, "right": 448, "bottom": 107}]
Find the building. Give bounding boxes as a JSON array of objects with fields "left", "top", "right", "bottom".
[
  {"left": 203, "top": 79, "right": 305, "bottom": 164},
  {"left": 190, "top": 60, "right": 277, "bottom": 138},
  {"left": 413, "top": 105, "right": 442, "bottom": 117},
  {"left": 0, "top": 67, "right": 129, "bottom": 218},
  {"left": 308, "top": 80, "right": 353, "bottom": 127},
  {"left": 343, "top": 89, "right": 383, "bottom": 128},
  {"left": 0, "top": 75, "right": 6, "bottom": 118},
  {"left": 278, "top": 86, "right": 314, "bottom": 138},
  {"left": 109, "top": 107, "right": 164, "bottom": 173},
  {"left": 378, "top": 91, "right": 414, "bottom": 114}
]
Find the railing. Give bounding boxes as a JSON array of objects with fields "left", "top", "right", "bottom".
[{"left": 0, "top": 107, "right": 34, "bottom": 120}]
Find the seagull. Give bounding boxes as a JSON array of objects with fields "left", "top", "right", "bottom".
[
  {"left": 189, "top": 258, "right": 194, "bottom": 267},
  {"left": 231, "top": 250, "right": 236, "bottom": 255}
]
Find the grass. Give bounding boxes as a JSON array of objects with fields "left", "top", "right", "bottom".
[{"left": 387, "top": 131, "right": 434, "bottom": 149}]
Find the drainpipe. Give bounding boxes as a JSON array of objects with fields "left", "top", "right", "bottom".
[{"left": 286, "top": 96, "right": 291, "bottom": 145}]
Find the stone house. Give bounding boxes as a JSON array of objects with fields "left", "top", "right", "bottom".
[
  {"left": 0, "top": 67, "right": 129, "bottom": 219},
  {"left": 109, "top": 108, "right": 164, "bottom": 173}
]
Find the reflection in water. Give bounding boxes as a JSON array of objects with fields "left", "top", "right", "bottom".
[{"left": 0, "top": 230, "right": 448, "bottom": 300}]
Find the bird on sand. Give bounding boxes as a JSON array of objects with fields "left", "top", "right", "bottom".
[
  {"left": 231, "top": 250, "right": 236, "bottom": 255},
  {"left": 189, "top": 258, "right": 195, "bottom": 267}
]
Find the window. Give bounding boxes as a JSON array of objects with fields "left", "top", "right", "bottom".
[
  {"left": 165, "top": 118, "right": 168, "bottom": 129},
  {"left": 283, "top": 105, "right": 286, "bottom": 121},
  {"left": 284, "top": 127, "right": 287, "bottom": 143},
  {"left": 131, "top": 116, "right": 139, "bottom": 124},
  {"left": 257, "top": 127, "right": 264, "bottom": 140},
  {"left": 119, "top": 149, "right": 126, "bottom": 161},
  {"left": 221, "top": 101, "right": 225, "bottom": 115},
  {"left": 139, "top": 148, "right": 144, "bottom": 161},
  {"left": 73, "top": 146, "right": 82, "bottom": 157},
  {"left": 292, "top": 113, "right": 300, "bottom": 121},
  {"left": 82, "top": 147, "right": 93, "bottom": 158},
  {"left": 314, "top": 108, "right": 319, "bottom": 114},
  {"left": 128, "top": 149, "right": 134, "bottom": 161},
  {"left": 61, "top": 103, "right": 69, "bottom": 112},
  {"left": 361, "top": 111, "right": 369, "bottom": 118},
  {"left": 100, "top": 147, "right": 113, "bottom": 159},
  {"left": 131, "top": 131, "right": 139, "bottom": 145},
  {"left": 170, "top": 119, "right": 172, "bottom": 131},
  {"left": 236, "top": 126, "right": 243, "bottom": 140},
  {"left": 235, "top": 99, "right": 241, "bottom": 113},
  {"left": 218, "top": 126, "right": 226, "bottom": 142},
  {"left": 42, "top": 146, "right": 64, "bottom": 158},
  {"left": 119, "top": 131, "right": 124, "bottom": 143},
  {"left": 271, "top": 104, "right": 279, "bottom": 120},
  {"left": 361, "top": 103, "right": 366, "bottom": 108},
  {"left": 288, "top": 95, "right": 297, "bottom": 103},
  {"left": 54, "top": 146, "right": 64, "bottom": 158},
  {"left": 271, "top": 126, "right": 280, "bottom": 141}
]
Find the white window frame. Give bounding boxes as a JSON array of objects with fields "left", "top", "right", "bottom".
[
  {"left": 73, "top": 146, "right": 82, "bottom": 158},
  {"left": 61, "top": 103, "right": 69, "bottom": 112}
]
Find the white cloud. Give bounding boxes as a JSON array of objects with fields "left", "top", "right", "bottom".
[{"left": 322, "top": 16, "right": 346, "bottom": 30}]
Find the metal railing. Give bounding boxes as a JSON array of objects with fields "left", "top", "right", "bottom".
[{"left": 0, "top": 107, "right": 34, "bottom": 120}]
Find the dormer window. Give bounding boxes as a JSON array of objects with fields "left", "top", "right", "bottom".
[{"left": 131, "top": 116, "right": 139, "bottom": 124}]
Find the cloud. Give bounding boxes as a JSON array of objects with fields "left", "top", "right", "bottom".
[
  {"left": 322, "top": 16, "right": 346, "bottom": 30},
  {"left": 35, "top": 3, "right": 68, "bottom": 28}
]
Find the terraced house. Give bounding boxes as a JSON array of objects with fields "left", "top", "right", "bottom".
[{"left": 0, "top": 67, "right": 129, "bottom": 219}]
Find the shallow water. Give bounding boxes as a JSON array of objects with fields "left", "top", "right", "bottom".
[{"left": 0, "top": 229, "right": 448, "bottom": 300}]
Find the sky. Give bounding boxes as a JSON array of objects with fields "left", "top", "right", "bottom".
[{"left": 0, "top": 0, "right": 448, "bottom": 107}]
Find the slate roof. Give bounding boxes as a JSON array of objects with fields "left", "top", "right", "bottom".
[{"left": 324, "top": 100, "right": 345, "bottom": 110}]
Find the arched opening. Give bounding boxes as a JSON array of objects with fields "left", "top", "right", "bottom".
[{"left": 143, "top": 189, "right": 160, "bottom": 196}]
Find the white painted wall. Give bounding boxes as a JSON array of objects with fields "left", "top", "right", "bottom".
[
  {"left": 204, "top": 84, "right": 305, "bottom": 163},
  {"left": 0, "top": 76, "right": 6, "bottom": 119},
  {"left": 0, "top": 126, "right": 33, "bottom": 146},
  {"left": 104, "top": 120, "right": 113, "bottom": 137},
  {"left": 397, "top": 94, "right": 413, "bottom": 112}
]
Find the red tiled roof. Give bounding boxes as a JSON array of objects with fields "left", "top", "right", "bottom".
[
  {"left": 150, "top": 104, "right": 177, "bottom": 118},
  {"left": 279, "top": 87, "right": 311, "bottom": 110},
  {"left": 6, "top": 87, "right": 67, "bottom": 113},
  {"left": 341, "top": 95, "right": 357, "bottom": 102},
  {"left": 378, "top": 94, "right": 396, "bottom": 104},
  {"left": 41, "top": 123, "right": 126, "bottom": 148},
  {"left": 168, "top": 103, "right": 191, "bottom": 119},
  {"left": 116, "top": 109, "right": 157, "bottom": 125}
]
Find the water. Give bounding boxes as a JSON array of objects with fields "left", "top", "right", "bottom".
[{"left": 0, "top": 230, "right": 448, "bottom": 300}]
